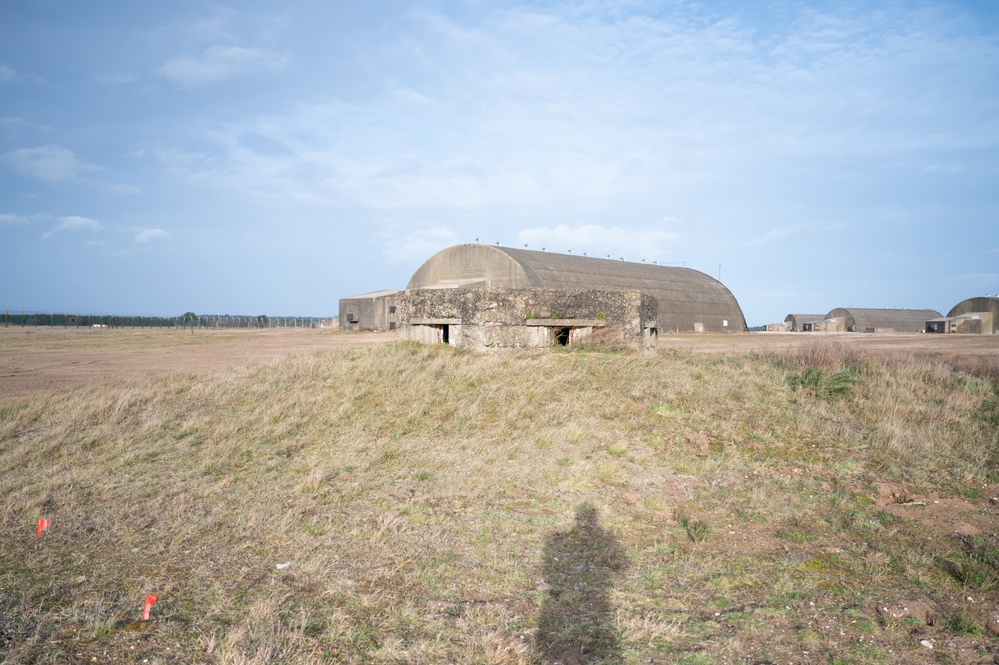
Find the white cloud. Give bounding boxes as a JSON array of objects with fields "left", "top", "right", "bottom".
[
  {"left": 132, "top": 227, "right": 170, "bottom": 243},
  {"left": 921, "top": 164, "right": 963, "bottom": 173},
  {"left": 379, "top": 226, "right": 457, "bottom": 263},
  {"left": 56, "top": 216, "right": 103, "bottom": 232},
  {"left": 42, "top": 216, "right": 104, "bottom": 239},
  {"left": 158, "top": 45, "right": 288, "bottom": 86},
  {"left": 96, "top": 72, "right": 139, "bottom": 85},
  {"left": 747, "top": 224, "right": 809, "bottom": 247},
  {"left": 1, "top": 213, "right": 30, "bottom": 224},
  {"left": 188, "top": 14, "right": 236, "bottom": 43},
  {"left": 0, "top": 64, "right": 17, "bottom": 83},
  {"left": 4, "top": 145, "right": 96, "bottom": 182},
  {"left": 759, "top": 290, "right": 800, "bottom": 299},
  {"left": 517, "top": 224, "right": 678, "bottom": 259},
  {"left": 946, "top": 272, "right": 999, "bottom": 285},
  {"left": 108, "top": 183, "right": 142, "bottom": 195},
  {"left": 1, "top": 116, "right": 55, "bottom": 133},
  {"left": 748, "top": 223, "right": 848, "bottom": 246}
]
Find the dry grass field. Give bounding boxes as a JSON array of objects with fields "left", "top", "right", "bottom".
[{"left": 1, "top": 328, "right": 998, "bottom": 664}]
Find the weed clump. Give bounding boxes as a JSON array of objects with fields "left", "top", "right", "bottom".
[
  {"left": 677, "top": 513, "right": 711, "bottom": 543},
  {"left": 788, "top": 366, "right": 857, "bottom": 400},
  {"left": 942, "top": 535, "right": 999, "bottom": 591}
]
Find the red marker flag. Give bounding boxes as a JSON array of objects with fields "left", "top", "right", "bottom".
[
  {"left": 36, "top": 519, "right": 50, "bottom": 539},
  {"left": 141, "top": 594, "right": 158, "bottom": 621}
]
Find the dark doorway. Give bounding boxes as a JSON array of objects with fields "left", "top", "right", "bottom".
[
  {"left": 440, "top": 324, "right": 450, "bottom": 344},
  {"left": 553, "top": 327, "right": 571, "bottom": 346}
]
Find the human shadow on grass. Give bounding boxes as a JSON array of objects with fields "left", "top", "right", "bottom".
[{"left": 536, "top": 502, "right": 626, "bottom": 664}]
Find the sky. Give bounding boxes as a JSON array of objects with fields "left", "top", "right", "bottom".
[{"left": 1, "top": 0, "right": 997, "bottom": 325}]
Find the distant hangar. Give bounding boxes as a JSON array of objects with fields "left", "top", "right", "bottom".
[
  {"left": 927, "top": 296, "right": 999, "bottom": 334},
  {"left": 780, "top": 298, "right": 998, "bottom": 334},
  {"left": 820, "top": 307, "right": 942, "bottom": 334},
  {"left": 783, "top": 314, "right": 825, "bottom": 332}
]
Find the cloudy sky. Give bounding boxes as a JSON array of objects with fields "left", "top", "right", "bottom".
[{"left": 2, "top": 1, "right": 997, "bottom": 325}]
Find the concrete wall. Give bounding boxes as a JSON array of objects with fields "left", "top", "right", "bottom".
[
  {"left": 338, "top": 291, "right": 399, "bottom": 331},
  {"left": 813, "top": 318, "right": 845, "bottom": 332},
  {"left": 398, "top": 287, "right": 658, "bottom": 351}
]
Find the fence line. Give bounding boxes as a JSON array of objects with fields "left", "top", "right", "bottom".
[{"left": 1, "top": 309, "right": 333, "bottom": 330}]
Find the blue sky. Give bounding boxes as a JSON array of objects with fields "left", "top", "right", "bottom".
[{"left": 1, "top": 0, "right": 997, "bottom": 325}]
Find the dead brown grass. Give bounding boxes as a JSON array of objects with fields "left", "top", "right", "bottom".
[{"left": 1, "top": 339, "right": 997, "bottom": 663}]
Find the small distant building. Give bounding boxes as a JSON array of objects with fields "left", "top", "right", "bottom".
[
  {"left": 338, "top": 290, "right": 400, "bottom": 331},
  {"left": 924, "top": 317, "right": 950, "bottom": 334},
  {"left": 765, "top": 322, "right": 789, "bottom": 332},
  {"left": 784, "top": 314, "right": 824, "bottom": 332},
  {"left": 811, "top": 317, "right": 843, "bottom": 332},
  {"left": 821, "top": 307, "right": 942, "bottom": 333}
]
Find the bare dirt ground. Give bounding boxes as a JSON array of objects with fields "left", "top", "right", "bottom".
[
  {"left": 1, "top": 327, "right": 996, "bottom": 398},
  {"left": 0, "top": 327, "right": 396, "bottom": 397}
]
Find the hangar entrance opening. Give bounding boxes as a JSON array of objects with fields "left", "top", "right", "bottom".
[
  {"left": 438, "top": 324, "right": 450, "bottom": 344},
  {"left": 553, "top": 327, "right": 571, "bottom": 346}
]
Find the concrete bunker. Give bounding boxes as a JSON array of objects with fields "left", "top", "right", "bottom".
[
  {"left": 398, "top": 287, "right": 658, "bottom": 351},
  {"left": 338, "top": 290, "right": 400, "bottom": 331}
]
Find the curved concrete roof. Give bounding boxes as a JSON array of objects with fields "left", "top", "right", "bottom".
[
  {"left": 783, "top": 314, "right": 825, "bottom": 331},
  {"left": 947, "top": 297, "right": 999, "bottom": 333},
  {"left": 407, "top": 244, "right": 746, "bottom": 333},
  {"left": 824, "top": 307, "right": 941, "bottom": 333}
]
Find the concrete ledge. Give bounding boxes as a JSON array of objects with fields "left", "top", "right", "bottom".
[
  {"left": 525, "top": 319, "right": 607, "bottom": 327},
  {"left": 409, "top": 318, "right": 462, "bottom": 325}
]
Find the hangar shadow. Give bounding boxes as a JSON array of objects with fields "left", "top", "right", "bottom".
[{"left": 536, "top": 502, "right": 626, "bottom": 664}]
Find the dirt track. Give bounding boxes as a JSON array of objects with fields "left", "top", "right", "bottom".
[{"left": 1, "top": 327, "right": 996, "bottom": 397}]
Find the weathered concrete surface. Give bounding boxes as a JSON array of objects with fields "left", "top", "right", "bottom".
[
  {"left": 338, "top": 290, "right": 400, "bottom": 331},
  {"left": 398, "top": 287, "right": 657, "bottom": 351}
]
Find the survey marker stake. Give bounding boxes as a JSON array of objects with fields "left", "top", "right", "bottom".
[{"left": 142, "top": 594, "right": 158, "bottom": 621}]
